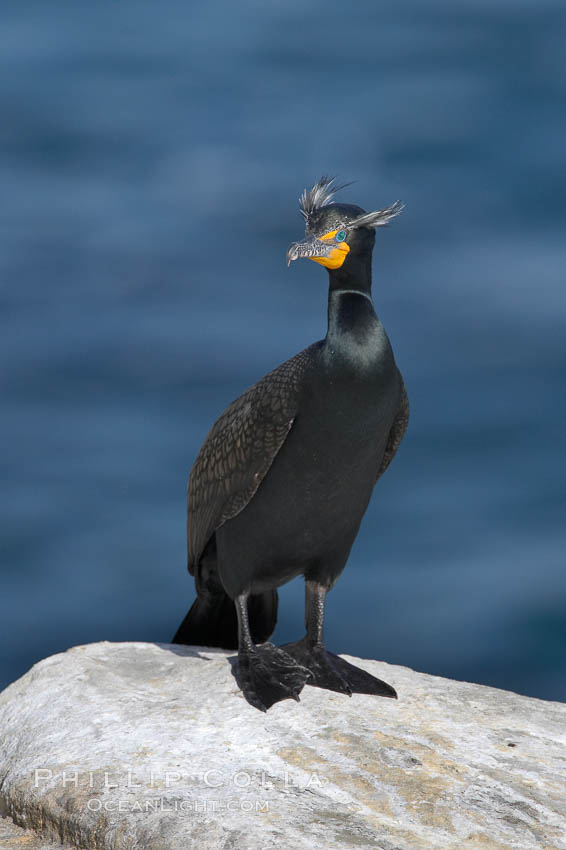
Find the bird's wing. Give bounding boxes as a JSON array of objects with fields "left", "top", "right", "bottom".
[
  {"left": 376, "top": 373, "right": 409, "bottom": 481},
  {"left": 187, "top": 345, "right": 317, "bottom": 573}
]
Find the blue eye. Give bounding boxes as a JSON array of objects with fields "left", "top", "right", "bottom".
[{"left": 335, "top": 230, "right": 346, "bottom": 242}]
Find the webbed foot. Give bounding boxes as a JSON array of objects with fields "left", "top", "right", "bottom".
[
  {"left": 236, "top": 643, "right": 312, "bottom": 712},
  {"left": 281, "top": 639, "right": 397, "bottom": 699}
]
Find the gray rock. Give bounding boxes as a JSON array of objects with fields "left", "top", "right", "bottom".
[
  {"left": 0, "top": 641, "right": 565, "bottom": 850},
  {"left": 0, "top": 815, "right": 77, "bottom": 849},
  {"left": 0, "top": 817, "right": 75, "bottom": 850}
]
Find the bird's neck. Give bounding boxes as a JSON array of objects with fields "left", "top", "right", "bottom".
[
  {"left": 329, "top": 253, "right": 373, "bottom": 297},
  {"left": 326, "top": 254, "right": 378, "bottom": 343}
]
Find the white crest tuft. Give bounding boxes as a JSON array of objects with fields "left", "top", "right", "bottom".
[
  {"left": 349, "top": 200, "right": 405, "bottom": 229},
  {"left": 299, "top": 175, "right": 352, "bottom": 221}
]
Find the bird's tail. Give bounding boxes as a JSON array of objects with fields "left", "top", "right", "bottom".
[{"left": 172, "top": 588, "right": 278, "bottom": 650}]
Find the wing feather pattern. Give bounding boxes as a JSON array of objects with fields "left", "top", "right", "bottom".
[
  {"left": 187, "top": 345, "right": 316, "bottom": 573},
  {"left": 376, "top": 373, "right": 409, "bottom": 481}
]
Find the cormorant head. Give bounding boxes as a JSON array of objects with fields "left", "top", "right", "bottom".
[{"left": 286, "top": 176, "right": 403, "bottom": 271}]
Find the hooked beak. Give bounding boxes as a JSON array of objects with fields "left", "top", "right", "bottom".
[
  {"left": 286, "top": 234, "right": 350, "bottom": 269},
  {"left": 286, "top": 236, "right": 325, "bottom": 266}
]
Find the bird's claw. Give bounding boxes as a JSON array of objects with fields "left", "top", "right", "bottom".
[
  {"left": 281, "top": 639, "right": 397, "bottom": 699},
  {"left": 236, "top": 643, "right": 312, "bottom": 711}
]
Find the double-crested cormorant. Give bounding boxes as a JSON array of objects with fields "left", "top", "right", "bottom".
[{"left": 173, "top": 177, "right": 409, "bottom": 711}]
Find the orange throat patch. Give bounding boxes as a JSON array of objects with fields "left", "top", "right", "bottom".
[{"left": 310, "top": 229, "right": 350, "bottom": 269}]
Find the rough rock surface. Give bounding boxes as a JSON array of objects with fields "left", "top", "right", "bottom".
[
  {"left": 0, "top": 816, "right": 76, "bottom": 849},
  {"left": 0, "top": 641, "right": 565, "bottom": 850}
]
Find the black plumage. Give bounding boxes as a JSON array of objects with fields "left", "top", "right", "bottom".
[{"left": 173, "top": 178, "right": 409, "bottom": 711}]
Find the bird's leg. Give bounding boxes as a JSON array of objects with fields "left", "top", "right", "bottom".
[
  {"left": 282, "top": 581, "right": 397, "bottom": 699},
  {"left": 234, "top": 592, "right": 311, "bottom": 712}
]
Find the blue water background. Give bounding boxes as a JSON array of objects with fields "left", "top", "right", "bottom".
[{"left": 2, "top": 0, "right": 566, "bottom": 700}]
